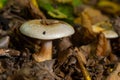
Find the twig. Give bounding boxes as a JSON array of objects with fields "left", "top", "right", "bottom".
[{"left": 74, "top": 47, "right": 91, "bottom": 80}]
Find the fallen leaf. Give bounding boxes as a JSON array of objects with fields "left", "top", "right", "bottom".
[
  {"left": 58, "top": 37, "right": 72, "bottom": 51},
  {"left": 72, "top": 25, "right": 97, "bottom": 46},
  {"left": 11, "top": 60, "right": 60, "bottom": 80},
  {"left": 0, "top": 36, "right": 9, "bottom": 48},
  {"left": 106, "top": 63, "right": 120, "bottom": 80},
  {"left": 74, "top": 6, "right": 109, "bottom": 25},
  {"left": 57, "top": 48, "right": 73, "bottom": 65},
  {"left": 0, "top": 48, "right": 20, "bottom": 57},
  {"left": 96, "top": 32, "right": 111, "bottom": 57},
  {"left": 97, "top": 0, "right": 120, "bottom": 15},
  {"left": 74, "top": 47, "right": 87, "bottom": 64}
]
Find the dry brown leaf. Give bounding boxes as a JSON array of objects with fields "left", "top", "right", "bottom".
[
  {"left": 11, "top": 60, "right": 60, "bottom": 80},
  {"left": 0, "top": 48, "right": 20, "bottom": 57},
  {"left": 106, "top": 63, "right": 120, "bottom": 80},
  {"left": 79, "top": 44, "right": 92, "bottom": 58},
  {"left": 81, "top": 12, "right": 93, "bottom": 32},
  {"left": 64, "top": 68, "right": 74, "bottom": 80},
  {"left": 1, "top": 0, "right": 45, "bottom": 19},
  {"left": 72, "top": 26, "right": 97, "bottom": 46},
  {"left": 74, "top": 6, "right": 109, "bottom": 25},
  {"left": 109, "top": 52, "right": 118, "bottom": 62},
  {"left": 0, "top": 36, "right": 10, "bottom": 48},
  {"left": 83, "top": 7, "right": 109, "bottom": 25},
  {"left": 96, "top": 32, "right": 111, "bottom": 57},
  {"left": 57, "top": 48, "right": 73, "bottom": 65},
  {"left": 80, "top": 12, "right": 97, "bottom": 39},
  {"left": 74, "top": 47, "right": 87, "bottom": 64},
  {"left": 58, "top": 37, "right": 72, "bottom": 51},
  {"left": 0, "top": 62, "right": 5, "bottom": 74},
  {"left": 73, "top": 12, "right": 98, "bottom": 46}
]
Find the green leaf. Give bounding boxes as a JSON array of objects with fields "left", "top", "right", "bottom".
[
  {"left": 72, "top": 0, "right": 82, "bottom": 7},
  {"left": 37, "top": 0, "right": 74, "bottom": 21},
  {"left": 37, "top": 0, "right": 54, "bottom": 11},
  {"left": 48, "top": 9, "right": 67, "bottom": 18},
  {"left": 57, "top": 4, "right": 74, "bottom": 20},
  {"left": 0, "top": 0, "right": 7, "bottom": 9}
]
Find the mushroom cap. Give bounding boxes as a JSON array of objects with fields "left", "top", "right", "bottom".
[
  {"left": 103, "top": 30, "right": 118, "bottom": 38},
  {"left": 20, "top": 19, "right": 75, "bottom": 40},
  {"left": 92, "top": 21, "right": 118, "bottom": 38}
]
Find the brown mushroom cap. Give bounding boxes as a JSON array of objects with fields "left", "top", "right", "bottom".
[{"left": 20, "top": 19, "right": 75, "bottom": 40}]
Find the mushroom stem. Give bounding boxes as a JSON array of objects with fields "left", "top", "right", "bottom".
[{"left": 32, "top": 40, "right": 52, "bottom": 62}]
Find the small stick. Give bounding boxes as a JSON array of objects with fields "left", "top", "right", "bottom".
[{"left": 74, "top": 47, "right": 91, "bottom": 80}]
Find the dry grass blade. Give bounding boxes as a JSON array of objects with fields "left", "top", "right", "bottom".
[{"left": 74, "top": 47, "right": 91, "bottom": 80}]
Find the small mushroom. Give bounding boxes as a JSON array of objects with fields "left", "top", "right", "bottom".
[
  {"left": 92, "top": 21, "right": 118, "bottom": 38},
  {"left": 20, "top": 19, "right": 75, "bottom": 62}
]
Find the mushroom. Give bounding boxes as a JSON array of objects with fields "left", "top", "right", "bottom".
[
  {"left": 92, "top": 21, "right": 118, "bottom": 38},
  {"left": 20, "top": 19, "right": 75, "bottom": 62},
  {"left": 92, "top": 21, "right": 118, "bottom": 59}
]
